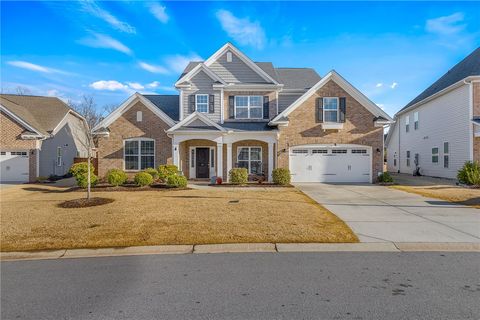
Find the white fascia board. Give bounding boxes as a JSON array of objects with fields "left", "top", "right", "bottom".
[
  {"left": 384, "top": 118, "right": 397, "bottom": 146},
  {"left": 271, "top": 70, "right": 393, "bottom": 124},
  {"left": 174, "top": 63, "right": 226, "bottom": 87},
  {"left": 204, "top": 43, "right": 279, "bottom": 85},
  {"left": 0, "top": 104, "right": 45, "bottom": 137},
  {"left": 93, "top": 93, "right": 175, "bottom": 131},
  {"left": 166, "top": 111, "right": 226, "bottom": 133}
]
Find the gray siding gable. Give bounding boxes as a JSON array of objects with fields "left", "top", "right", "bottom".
[
  {"left": 209, "top": 51, "right": 269, "bottom": 84},
  {"left": 182, "top": 70, "right": 221, "bottom": 122}
]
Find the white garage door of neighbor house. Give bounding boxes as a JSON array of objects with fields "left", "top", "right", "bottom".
[
  {"left": 289, "top": 146, "right": 371, "bottom": 183},
  {"left": 0, "top": 151, "right": 29, "bottom": 183}
]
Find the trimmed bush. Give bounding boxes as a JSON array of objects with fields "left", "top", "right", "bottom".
[
  {"left": 106, "top": 169, "right": 127, "bottom": 186},
  {"left": 134, "top": 172, "right": 154, "bottom": 186},
  {"left": 378, "top": 172, "right": 394, "bottom": 183},
  {"left": 166, "top": 175, "right": 188, "bottom": 188},
  {"left": 272, "top": 168, "right": 291, "bottom": 185},
  {"left": 144, "top": 167, "right": 158, "bottom": 180},
  {"left": 69, "top": 162, "right": 97, "bottom": 188},
  {"left": 229, "top": 168, "right": 248, "bottom": 185},
  {"left": 158, "top": 164, "right": 179, "bottom": 182},
  {"left": 458, "top": 161, "right": 480, "bottom": 186}
]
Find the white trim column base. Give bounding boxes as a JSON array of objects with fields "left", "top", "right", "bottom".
[
  {"left": 268, "top": 142, "right": 274, "bottom": 182},
  {"left": 226, "top": 143, "right": 232, "bottom": 182},
  {"left": 216, "top": 143, "right": 223, "bottom": 180},
  {"left": 173, "top": 144, "right": 180, "bottom": 169}
]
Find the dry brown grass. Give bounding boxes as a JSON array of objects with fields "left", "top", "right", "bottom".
[
  {"left": 390, "top": 185, "right": 480, "bottom": 209},
  {"left": 0, "top": 185, "right": 357, "bottom": 252}
]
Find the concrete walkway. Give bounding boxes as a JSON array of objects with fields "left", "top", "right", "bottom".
[{"left": 296, "top": 183, "right": 480, "bottom": 243}]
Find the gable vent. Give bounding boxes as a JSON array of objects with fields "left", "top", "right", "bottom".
[{"left": 226, "top": 51, "right": 232, "bottom": 62}]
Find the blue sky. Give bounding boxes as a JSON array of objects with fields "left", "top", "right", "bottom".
[{"left": 1, "top": 1, "right": 479, "bottom": 117}]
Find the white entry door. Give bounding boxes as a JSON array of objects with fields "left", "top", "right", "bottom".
[
  {"left": 0, "top": 151, "right": 29, "bottom": 182},
  {"left": 290, "top": 146, "right": 371, "bottom": 183}
]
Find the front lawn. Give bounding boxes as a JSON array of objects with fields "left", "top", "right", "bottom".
[{"left": 0, "top": 185, "right": 357, "bottom": 252}]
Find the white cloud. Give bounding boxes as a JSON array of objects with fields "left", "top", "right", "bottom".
[
  {"left": 426, "top": 12, "right": 465, "bottom": 36},
  {"left": 164, "top": 53, "right": 202, "bottom": 74},
  {"left": 149, "top": 3, "right": 169, "bottom": 24},
  {"left": 78, "top": 33, "right": 132, "bottom": 55},
  {"left": 376, "top": 83, "right": 383, "bottom": 88},
  {"left": 216, "top": 9, "right": 266, "bottom": 49},
  {"left": 376, "top": 103, "right": 385, "bottom": 110},
  {"left": 127, "top": 82, "right": 144, "bottom": 90},
  {"left": 146, "top": 81, "right": 160, "bottom": 88},
  {"left": 7, "top": 61, "right": 67, "bottom": 74},
  {"left": 138, "top": 61, "right": 170, "bottom": 74},
  {"left": 81, "top": 0, "right": 135, "bottom": 34},
  {"left": 89, "top": 80, "right": 129, "bottom": 91},
  {"left": 390, "top": 82, "right": 398, "bottom": 89}
]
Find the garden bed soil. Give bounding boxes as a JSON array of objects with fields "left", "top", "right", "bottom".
[
  {"left": 72, "top": 183, "right": 190, "bottom": 192},
  {"left": 58, "top": 197, "right": 114, "bottom": 208},
  {"left": 209, "top": 183, "right": 293, "bottom": 188}
]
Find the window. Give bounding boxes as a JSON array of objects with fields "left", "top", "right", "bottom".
[
  {"left": 352, "top": 149, "right": 367, "bottom": 154},
  {"left": 191, "top": 149, "right": 195, "bottom": 168},
  {"left": 292, "top": 149, "right": 308, "bottom": 154},
  {"left": 226, "top": 51, "right": 233, "bottom": 62},
  {"left": 210, "top": 149, "right": 215, "bottom": 168},
  {"left": 332, "top": 149, "right": 347, "bottom": 154},
  {"left": 56, "top": 147, "right": 62, "bottom": 166},
  {"left": 136, "top": 111, "right": 142, "bottom": 122},
  {"left": 237, "top": 147, "right": 262, "bottom": 174},
  {"left": 405, "top": 115, "right": 410, "bottom": 132},
  {"left": 432, "top": 147, "right": 439, "bottom": 163},
  {"left": 444, "top": 142, "right": 449, "bottom": 168},
  {"left": 414, "top": 112, "right": 419, "bottom": 130},
  {"left": 124, "top": 139, "right": 155, "bottom": 170},
  {"left": 406, "top": 151, "right": 411, "bottom": 167},
  {"left": 312, "top": 149, "right": 328, "bottom": 154},
  {"left": 235, "top": 96, "right": 262, "bottom": 119},
  {"left": 195, "top": 94, "right": 209, "bottom": 113},
  {"left": 323, "top": 97, "right": 339, "bottom": 122},
  {"left": 11, "top": 151, "right": 27, "bottom": 156}
]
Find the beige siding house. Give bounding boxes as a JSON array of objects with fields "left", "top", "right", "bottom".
[{"left": 94, "top": 43, "right": 393, "bottom": 183}]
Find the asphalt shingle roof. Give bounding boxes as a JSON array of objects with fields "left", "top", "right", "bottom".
[
  {"left": 0, "top": 94, "right": 71, "bottom": 135},
  {"left": 142, "top": 95, "right": 180, "bottom": 121},
  {"left": 401, "top": 47, "right": 480, "bottom": 111},
  {"left": 221, "top": 121, "right": 276, "bottom": 131},
  {"left": 275, "top": 68, "right": 321, "bottom": 90}
]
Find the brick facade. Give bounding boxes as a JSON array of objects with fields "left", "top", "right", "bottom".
[
  {"left": 0, "top": 111, "right": 38, "bottom": 182},
  {"left": 276, "top": 80, "right": 384, "bottom": 181},
  {"left": 96, "top": 102, "right": 172, "bottom": 178}
]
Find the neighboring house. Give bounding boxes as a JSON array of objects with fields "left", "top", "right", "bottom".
[
  {"left": 0, "top": 94, "right": 90, "bottom": 182},
  {"left": 386, "top": 47, "right": 480, "bottom": 179},
  {"left": 94, "top": 43, "right": 392, "bottom": 183}
]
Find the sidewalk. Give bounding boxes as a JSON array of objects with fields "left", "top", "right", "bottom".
[{"left": 2, "top": 242, "right": 479, "bottom": 262}]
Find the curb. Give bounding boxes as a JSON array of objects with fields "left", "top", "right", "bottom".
[{"left": 1, "top": 242, "right": 479, "bottom": 262}]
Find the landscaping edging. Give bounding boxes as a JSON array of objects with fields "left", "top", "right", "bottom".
[{"left": 2, "top": 242, "right": 479, "bottom": 261}]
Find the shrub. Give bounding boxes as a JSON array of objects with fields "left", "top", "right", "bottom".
[
  {"left": 144, "top": 167, "right": 158, "bottom": 180},
  {"left": 458, "top": 161, "right": 480, "bottom": 186},
  {"left": 69, "top": 162, "right": 97, "bottom": 188},
  {"left": 106, "top": 169, "right": 127, "bottom": 186},
  {"left": 229, "top": 168, "right": 248, "bottom": 185},
  {"left": 272, "top": 168, "right": 291, "bottom": 185},
  {"left": 134, "top": 172, "right": 154, "bottom": 186},
  {"left": 158, "top": 164, "right": 179, "bottom": 182},
  {"left": 166, "top": 175, "right": 188, "bottom": 188},
  {"left": 378, "top": 172, "right": 393, "bottom": 183}
]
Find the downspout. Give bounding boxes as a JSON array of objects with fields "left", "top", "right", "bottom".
[
  {"left": 398, "top": 116, "right": 401, "bottom": 173},
  {"left": 464, "top": 78, "right": 474, "bottom": 161}
]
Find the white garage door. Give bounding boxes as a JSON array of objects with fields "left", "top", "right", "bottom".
[
  {"left": 290, "top": 146, "right": 371, "bottom": 183},
  {"left": 0, "top": 151, "right": 29, "bottom": 183}
]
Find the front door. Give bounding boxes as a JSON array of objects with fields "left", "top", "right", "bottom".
[{"left": 196, "top": 148, "right": 210, "bottom": 178}]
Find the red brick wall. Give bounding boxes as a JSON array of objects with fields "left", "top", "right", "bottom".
[{"left": 473, "top": 82, "right": 480, "bottom": 117}]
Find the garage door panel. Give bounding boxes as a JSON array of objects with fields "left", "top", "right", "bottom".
[{"left": 0, "top": 151, "right": 29, "bottom": 182}]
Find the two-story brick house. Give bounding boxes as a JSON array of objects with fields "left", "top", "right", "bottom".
[{"left": 94, "top": 43, "right": 392, "bottom": 183}]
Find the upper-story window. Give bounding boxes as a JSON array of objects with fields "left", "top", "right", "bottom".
[
  {"left": 414, "top": 112, "right": 419, "bottom": 130},
  {"left": 323, "top": 97, "right": 339, "bottom": 122},
  {"left": 195, "top": 94, "right": 209, "bottom": 113},
  {"left": 405, "top": 115, "right": 410, "bottom": 132},
  {"left": 235, "top": 96, "right": 262, "bottom": 119}
]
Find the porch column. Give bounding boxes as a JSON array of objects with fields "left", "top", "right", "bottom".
[
  {"left": 268, "top": 142, "right": 274, "bottom": 182},
  {"left": 216, "top": 143, "right": 223, "bottom": 180},
  {"left": 172, "top": 144, "right": 180, "bottom": 169},
  {"left": 226, "top": 143, "right": 232, "bottom": 182}
]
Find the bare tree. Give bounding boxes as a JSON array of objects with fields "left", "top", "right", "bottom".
[
  {"left": 102, "top": 103, "right": 119, "bottom": 116},
  {"left": 15, "top": 86, "right": 32, "bottom": 95},
  {"left": 69, "top": 95, "right": 102, "bottom": 130}
]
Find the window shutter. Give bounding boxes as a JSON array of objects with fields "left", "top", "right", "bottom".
[
  {"left": 189, "top": 95, "right": 195, "bottom": 113},
  {"left": 339, "top": 97, "right": 346, "bottom": 123},
  {"left": 209, "top": 94, "right": 215, "bottom": 113},
  {"left": 229, "top": 96, "right": 235, "bottom": 119},
  {"left": 316, "top": 97, "right": 323, "bottom": 122},
  {"left": 263, "top": 96, "right": 269, "bottom": 119}
]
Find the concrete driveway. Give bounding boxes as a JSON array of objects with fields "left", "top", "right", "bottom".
[{"left": 297, "top": 183, "right": 480, "bottom": 243}]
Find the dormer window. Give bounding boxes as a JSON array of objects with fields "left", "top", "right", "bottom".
[
  {"left": 226, "top": 51, "right": 232, "bottom": 62},
  {"left": 195, "top": 94, "right": 209, "bottom": 113}
]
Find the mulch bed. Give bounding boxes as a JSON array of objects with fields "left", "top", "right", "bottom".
[
  {"left": 58, "top": 197, "right": 115, "bottom": 208},
  {"left": 71, "top": 183, "right": 190, "bottom": 192},
  {"left": 209, "top": 183, "right": 293, "bottom": 188}
]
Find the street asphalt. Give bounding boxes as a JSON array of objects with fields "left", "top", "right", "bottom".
[{"left": 1, "top": 252, "right": 479, "bottom": 320}]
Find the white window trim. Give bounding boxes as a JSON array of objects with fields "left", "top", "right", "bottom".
[
  {"left": 195, "top": 94, "right": 209, "bottom": 113},
  {"left": 443, "top": 141, "right": 449, "bottom": 168},
  {"left": 431, "top": 146, "right": 439, "bottom": 164},
  {"left": 237, "top": 146, "right": 262, "bottom": 174},
  {"left": 188, "top": 146, "right": 215, "bottom": 179},
  {"left": 234, "top": 96, "right": 263, "bottom": 119},
  {"left": 56, "top": 147, "right": 62, "bottom": 167},
  {"left": 123, "top": 138, "right": 155, "bottom": 171},
  {"left": 323, "top": 97, "right": 339, "bottom": 123}
]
